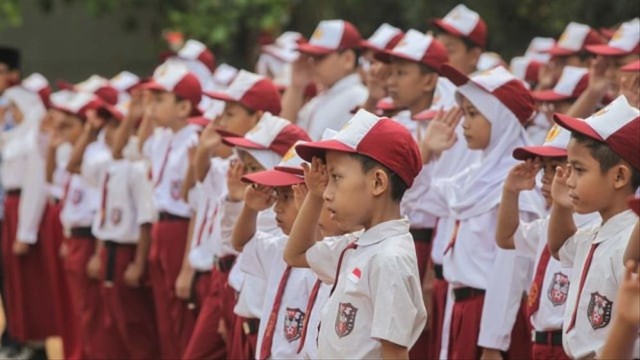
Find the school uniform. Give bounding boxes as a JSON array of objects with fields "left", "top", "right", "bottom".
[
  {"left": 61, "top": 138, "right": 111, "bottom": 359},
  {"left": 306, "top": 218, "right": 427, "bottom": 358},
  {"left": 90, "top": 158, "right": 160, "bottom": 359},
  {"left": 143, "top": 124, "right": 199, "bottom": 358},
  {"left": 514, "top": 212, "right": 601, "bottom": 359},
  {"left": 296, "top": 73, "right": 368, "bottom": 140},
  {"left": 559, "top": 210, "right": 640, "bottom": 358}
]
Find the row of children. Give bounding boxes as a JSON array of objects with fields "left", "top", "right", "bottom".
[{"left": 0, "top": 3, "right": 638, "bottom": 359}]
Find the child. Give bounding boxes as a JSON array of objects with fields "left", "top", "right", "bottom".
[
  {"left": 496, "top": 125, "right": 601, "bottom": 359},
  {"left": 548, "top": 95, "right": 640, "bottom": 358},
  {"left": 289, "top": 109, "right": 426, "bottom": 359},
  {"left": 420, "top": 65, "right": 546, "bottom": 359},
  {"left": 431, "top": 4, "right": 487, "bottom": 75},
  {"left": 282, "top": 19, "right": 368, "bottom": 140},
  {"left": 139, "top": 60, "right": 203, "bottom": 358}
]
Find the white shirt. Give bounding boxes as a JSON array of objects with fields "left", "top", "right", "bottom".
[
  {"left": 145, "top": 125, "right": 199, "bottom": 217},
  {"left": 231, "top": 254, "right": 266, "bottom": 319},
  {"left": 297, "top": 74, "right": 367, "bottom": 140},
  {"left": 242, "top": 232, "right": 317, "bottom": 360},
  {"left": 15, "top": 135, "right": 48, "bottom": 244},
  {"left": 91, "top": 159, "right": 157, "bottom": 244},
  {"left": 514, "top": 212, "right": 601, "bottom": 332},
  {"left": 559, "top": 210, "right": 639, "bottom": 359},
  {"left": 306, "top": 218, "right": 426, "bottom": 358},
  {"left": 48, "top": 143, "right": 72, "bottom": 200}
]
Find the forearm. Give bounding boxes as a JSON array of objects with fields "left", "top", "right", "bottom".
[
  {"left": 600, "top": 317, "right": 639, "bottom": 359},
  {"left": 231, "top": 205, "right": 259, "bottom": 252},
  {"left": 181, "top": 216, "right": 197, "bottom": 270},
  {"left": 496, "top": 189, "right": 520, "bottom": 249},
  {"left": 623, "top": 221, "right": 640, "bottom": 266},
  {"left": 136, "top": 115, "right": 153, "bottom": 154},
  {"left": 566, "top": 87, "right": 605, "bottom": 118},
  {"left": 45, "top": 145, "right": 57, "bottom": 183},
  {"left": 280, "top": 85, "right": 305, "bottom": 122},
  {"left": 284, "top": 194, "right": 324, "bottom": 267},
  {"left": 182, "top": 161, "right": 196, "bottom": 202},
  {"left": 548, "top": 203, "right": 576, "bottom": 259},
  {"left": 381, "top": 340, "right": 409, "bottom": 360},
  {"left": 194, "top": 146, "right": 213, "bottom": 182},
  {"left": 112, "top": 118, "right": 135, "bottom": 160},
  {"left": 134, "top": 224, "right": 152, "bottom": 267}
]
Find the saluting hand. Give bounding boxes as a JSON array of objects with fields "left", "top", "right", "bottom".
[
  {"left": 292, "top": 183, "right": 309, "bottom": 211},
  {"left": 226, "top": 160, "right": 248, "bottom": 202},
  {"left": 420, "top": 107, "right": 462, "bottom": 159},
  {"left": 504, "top": 159, "right": 541, "bottom": 193},
  {"left": 12, "top": 241, "right": 29, "bottom": 256},
  {"left": 244, "top": 184, "right": 276, "bottom": 212},
  {"left": 551, "top": 164, "right": 573, "bottom": 209},
  {"left": 303, "top": 157, "right": 328, "bottom": 198},
  {"left": 199, "top": 122, "right": 222, "bottom": 151}
]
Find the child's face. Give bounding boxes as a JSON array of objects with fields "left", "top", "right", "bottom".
[
  {"left": 323, "top": 151, "right": 373, "bottom": 229},
  {"left": 461, "top": 96, "right": 491, "bottom": 150},
  {"left": 239, "top": 151, "right": 265, "bottom": 174},
  {"left": 308, "top": 50, "right": 353, "bottom": 87},
  {"left": 387, "top": 59, "right": 436, "bottom": 112},
  {"left": 566, "top": 139, "right": 614, "bottom": 214},
  {"left": 540, "top": 157, "right": 567, "bottom": 207},
  {"left": 218, "top": 102, "right": 261, "bottom": 136},
  {"left": 437, "top": 33, "right": 479, "bottom": 75},
  {"left": 147, "top": 90, "right": 189, "bottom": 127},
  {"left": 274, "top": 186, "right": 297, "bottom": 235},
  {"left": 318, "top": 202, "right": 343, "bottom": 237},
  {"left": 601, "top": 54, "right": 639, "bottom": 96}
]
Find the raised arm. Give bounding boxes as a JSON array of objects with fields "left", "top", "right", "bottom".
[
  {"left": 280, "top": 56, "right": 312, "bottom": 122},
  {"left": 548, "top": 165, "right": 577, "bottom": 259},
  {"left": 67, "top": 111, "right": 102, "bottom": 174},
  {"left": 418, "top": 107, "right": 462, "bottom": 165},
  {"left": 566, "top": 56, "right": 611, "bottom": 118},
  {"left": 231, "top": 183, "right": 276, "bottom": 252}
]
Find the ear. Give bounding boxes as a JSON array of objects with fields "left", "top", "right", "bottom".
[
  {"left": 370, "top": 168, "right": 390, "bottom": 197},
  {"left": 251, "top": 110, "right": 264, "bottom": 125},
  {"left": 177, "top": 99, "right": 192, "bottom": 118},
  {"left": 611, "top": 163, "right": 633, "bottom": 190},
  {"left": 341, "top": 49, "right": 357, "bottom": 71},
  {"left": 469, "top": 47, "right": 482, "bottom": 68},
  {"left": 422, "top": 72, "right": 439, "bottom": 93}
]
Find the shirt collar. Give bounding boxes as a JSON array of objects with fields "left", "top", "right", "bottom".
[
  {"left": 170, "top": 124, "right": 199, "bottom": 146},
  {"left": 594, "top": 210, "right": 636, "bottom": 244},
  {"left": 356, "top": 217, "right": 410, "bottom": 247},
  {"left": 325, "top": 73, "right": 363, "bottom": 95}
]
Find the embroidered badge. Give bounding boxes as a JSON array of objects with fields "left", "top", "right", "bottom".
[
  {"left": 110, "top": 208, "right": 122, "bottom": 225},
  {"left": 170, "top": 180, "right": 182, "bottom": 200},
  {"left": 547, "top": 272, "right": 570, "bottom": 306},
  {"left": 587, "top": 292, "right": 613, "bottom": 330},
  {"left": 283, "top": 308, "right": 304, "bottom": 342},
  {"left": 71, "top": 189, "right": 83, "bottom": 205},
  {"left": 335, "top": 302, "right": 357, "bottom": 338}
]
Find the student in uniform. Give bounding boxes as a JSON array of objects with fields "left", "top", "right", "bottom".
[
  {"left": 182, "top": 70, "right": 283, "bottom": 360},
  {"left": 532, "top": 65, "right": 590, "bottom": 126},
  {"left": 286, "top": 109, "right": 427, "bottom": 359},
  {"left": 431, "top": 4, "right": 487, "bottom": 76},
  {"left": 496, "top": 125, "right": 601, "bottom": 359},
  {"left": 548, "top": 95, "right": 640, "bottom": 358},
  {"left": 281, "top": 19, "right": 368, "bottom": 140},
  {"left": 419, "top": 66, "right": 546, "bottom": 359},
  {"left": 138, "top": 61, "right": 203, "bottom": 359}
]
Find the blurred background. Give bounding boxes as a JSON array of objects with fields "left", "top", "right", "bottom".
[{"left": 0, "top": 0, "right": 638, "bottom": 82}]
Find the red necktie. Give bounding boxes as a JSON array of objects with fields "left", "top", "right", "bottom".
[
  {"left": 154, "top": 144, "right": 172, "bottom": 188},
  {"left": 527, "top": 246, "right": 552, "bottom": 316},
  {"left": 60, "top": 176, "right": 72, "bottom": 210},
  {"left": 99, "top": 172, "right": 110, "bottom": 228},
  {"left": 330, "top": 242, "right": 358, "bottom": 296},
  {"left": 443, "top": 219, "right": 461, "bottom": 255},
  {"left": 566, "top": 242, "right": 600, "bottom": 333},
  {"left": 259, "top": 266, "right": 292, "bottom": 360},
  {"left": 194, "top": 199, "right": 210, "bottom": 247},
  {"left": 297, "top": 279, "right": 322, "bottom": 354}
]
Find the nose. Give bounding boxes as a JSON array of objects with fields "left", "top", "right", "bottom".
[{"left": 323, "top": 183, "right": 334, "bottom": 203}]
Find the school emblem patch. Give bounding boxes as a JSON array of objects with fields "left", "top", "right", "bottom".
[
  {"left": 70, "top": 189, "right": 83, "bottom": 205},
  {"left": 110, "top": 208, "right": 122, "bottom": 225},
  {"left": 170, "top": 180, "right": 182, "bottom": 200},
  {"left": 587, "top": 292, "right": 613, "bottom": 330},
  {"left": 335, "top": 302, "right": 357, "bottom": 338},
  {"left": 283, "top": 308, "right": 304, "bottom": 342},
  {"left": 547, "top": 272, "right": 570, "bottom": 306}
]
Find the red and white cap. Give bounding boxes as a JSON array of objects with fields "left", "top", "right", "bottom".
[
  {"left": 211, "top": 63, "right": 239, "bottom": 88},
  {"left": 432, "top": 4, "right": 488, "bottom": 49},
  {"left": 360, "top": 23, "right": 404, "bottom": 53},
  {"left": 523, "top": 37, "right": 556, "bottom": 63},
  {"left": 141, "top": 61, "right": 202, "bottom": 116},
  {"left": 176, "top": 39, "right": 216, "bottom": 73},
  {"left": 443, "top": 65, "right": 535, "bottom": 125},
  {"left": 49, "top": 90, "right": 75, "bottom": 110},
  {"left": 554, "top": 95, "right": 640, "bottom": 170},
  {"left": 546, "top": 22, "right": 604, "bottom": 57},
  {"left": 532, "top": 66, "right": 589, "bottom": 102},
  {"left": 61, "top": 75, "right": 119, "bottom": 106},
  {"left": 55, "top": 92, "right": 123, "bottom": 121},
  {"left": 21, "top": 73, "right": 51, "bottom": 107},
  {"left": 222, "top": 113, "right": 310, "bottom": 157},
  {"left": 261, "top": 32, "right": 305, "bottom": 63},
  {"left": 297, "top": 20, "right": 362, "bottom": 56},
  {"left": 587, "top": 18, "right": 640, "bottom": 56},
  {"left": 513, "top": 124, "right": 571, "bottom": 160},
  {"left": 204, "top": 70, "right": 281, "bottom": 115},
  {"left": 477, "top": 52, "right": 507, "bottom": 72},
  {"left": 376, "top": 30, "right": 449, "bottom": 72},
  {"left": 629, "top": 196, "right": 640, "bottom": 216},
  {"left": 241, "top": 140, "right": 309, "bottom": 187},
  {"left": 295, "top": 109, "right": 422, "bottom": 187},
  {"left": 110, "top": 71, "right": 141, "bottom": 93},
  {"left": 510, "top": 56, "right": 543, "bottom": 87},
  {"left": 621, "top": 59, "right": 640, "bottom": 72},
  {"left": 412, "top": 78, "right": 457, "bottom": 121}
]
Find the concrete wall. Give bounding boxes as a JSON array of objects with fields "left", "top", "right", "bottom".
[{"left": 0, "top": 0, "right": 158, "bottom": 82}]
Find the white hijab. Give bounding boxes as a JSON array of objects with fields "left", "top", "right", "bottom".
[
  {"left": 2, "top": 86, "right": 46, "bottom": 159},
  {"left": 442, "top": 82, "right": 545, "bottom": 219}
]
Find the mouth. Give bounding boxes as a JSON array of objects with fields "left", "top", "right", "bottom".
[
  {"left": 569, "top": 193, "right": 579, "bottom": 203},
  {"left": 327, "top": 208, "right": 337, "bottom": 220},
  {"left": 541, "top": 188, "right": 551, "bottom": 198}
]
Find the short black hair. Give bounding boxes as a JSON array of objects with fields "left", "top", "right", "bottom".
[
  {"left": 572, "top": 132, "right": 640, "bottom": 190},
  {"left": 348, "top": 153, "right": 408, "bottom": 201},
  {"left": 339, "top": 48, "right": 361, "bottom": 70},
  {"left": 433, "top": 29, "right": 481, "bottom": 51},
  {"left": 0, "top": 46, "right": 20, "bottom": 70}
]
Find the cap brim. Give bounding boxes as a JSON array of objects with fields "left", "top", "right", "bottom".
[
  {"left": 586, "top": 44, "right": 631, "bottom": 56},
  {"left": 297, "top": 43, "right": 335, "bottom": 56},
  {"left": 374, "top": 49, "right": 421, "bottom": 65},
  {"left": 413, "top": 109, "right": 438, "bottom": 121},
  {"left": 295, "top": 139, "right": 355, "bottom": 162},
  {"left": 512, "top": 146, "right": 568, "bottom": 160},
  {"left": 222, "top": 136, "right": 267, "bottom": 150},
  {"left": 274, "top": 166, "right": 304, "bottom": 176},
  {"left": 56, "top": 79, "right": 75, "bottom": 91},
  {"left": 188, "top": 117, "right": 209, "bottom": 127},
  {"left": 553, "top": 113, "right": 604, "bottom": 141},
  {"left": 628, "top": 197, "right": 640, "bottom": 216},
  {"left": 241, "top": 169, "right": 304, "bottom": 187},
  {"left": 545, "top": 46, "right": 577, "bottom": 57},
  {"left": 439, "top": 64, "right": 470, "bottom": 86},
  {"left": 621, "top": 60, "right": 640, "bottom": 72},
  {"left": 215, "top": 128, "right": 241, "bottom": 138},
  {"left": 139, "top": 80, "right": 170, "bottom": 93},
  {"left": 202, "top": 90, "right": 234, "bottom": 102},
  {"left": 531, "top": 90, "right": 571, "bottom": 102}
]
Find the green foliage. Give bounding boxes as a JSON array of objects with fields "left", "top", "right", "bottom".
[{"left": 0, "top": 0, "right": 21, "bottom": 28}]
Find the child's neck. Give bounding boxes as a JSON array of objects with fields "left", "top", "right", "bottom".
[
  {"left": 599, "top": 193, "right": 634, "bottom": 223},
  {"left": 167, "top": 119, "right": 188, "bottom": 133},
  {"left": 363, "top": 201, "right": 402, "bottom": 230},
  {"left": 409, "top": 92, "right": 434, "bottom": 117}
]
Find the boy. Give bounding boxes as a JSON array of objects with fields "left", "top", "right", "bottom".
[
  {"left": 496, "top": 125, "right": 600, "bottom": 359},
  {"left": 282, "top": 19, "right": 368, "bottom": 140},
  {"left": 139, "top": 61, "right": 203, "bottom": 358},
  {"left": 548, "top": 95, "right": 640, "bottom": 358},
  {"left": 431, "top": 4, "right": 487, "bottom": 76},
  {"left": 289, "top": 109, "right": 426, "bottom": 359}
]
